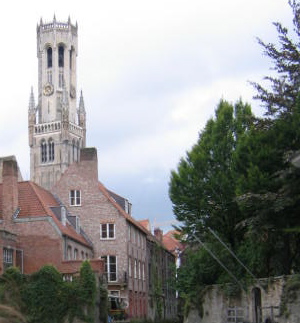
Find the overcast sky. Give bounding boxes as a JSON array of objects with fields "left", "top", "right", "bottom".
[{"left": 0, "top": 0, "right": 294, "bottom": 232}]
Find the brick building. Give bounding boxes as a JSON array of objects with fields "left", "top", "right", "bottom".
[
  {"left": 52, "top": 147, "right": 151, "bottom": 318},
  {"left": 0, "top": 16, "right": 177, "bottom": 321},
  {"left": 0, "top": 156, "right": 104, "bottom": 277}
]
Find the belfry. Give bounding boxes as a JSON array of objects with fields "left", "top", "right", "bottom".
[{"left": 28, "top": 16, "right": 86, "bottom": 190}]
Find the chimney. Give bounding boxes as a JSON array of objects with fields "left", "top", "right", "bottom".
[
  {"left": 2, "top": 157, "right": 19, "bottom": 223},
  {"left": 79, "top": 147, "right": 98, "bottom": 180},
  {"left": 154, "top": 227, "right": 163, "bottom": 242}
]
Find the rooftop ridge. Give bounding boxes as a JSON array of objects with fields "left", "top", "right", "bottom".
[{"left": 98, "top": 182, "right": 149, "bottom": 235}]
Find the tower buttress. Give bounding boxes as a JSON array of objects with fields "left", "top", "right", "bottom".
[{"left": 28, "top": 87, "right": 36, "bottom": 148}]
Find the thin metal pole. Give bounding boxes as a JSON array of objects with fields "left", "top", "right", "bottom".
[
  {"left": 208, "top": 227, "right": 258, "bottom": 281},
  {"left": 193, "top": 234, "right": 245, "bottom": 291}
]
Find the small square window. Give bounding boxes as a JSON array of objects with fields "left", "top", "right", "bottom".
[
  {"left": 100, "top": 223, "right": 115, "bottom": 239},
  {"left": 70, "top": 190, "right": 81, "bottom": 206}
]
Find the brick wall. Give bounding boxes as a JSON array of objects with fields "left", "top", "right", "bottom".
[{"left": 52, "top": 147, "right": 149, "bottom": 318}]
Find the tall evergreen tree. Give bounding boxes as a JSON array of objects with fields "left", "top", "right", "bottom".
[
  {"left": 169, "top": 100, "right": 253, "bottom": 248},
  {"left": 250, "top": 0, "right": 300, "bottom": 117}
]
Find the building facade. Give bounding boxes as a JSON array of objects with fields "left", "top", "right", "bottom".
[
  {"left": 0, "top": 156, "right": 103, "bottom": 277},
  {"left": 52, "top": 147, "right": 150, "bottom": 318},
  {"left": 29, "top": 17, "right": 86, "bottom": 190},
  {"left": 24, "top": 16, "right": 177, "bottom": 320}
]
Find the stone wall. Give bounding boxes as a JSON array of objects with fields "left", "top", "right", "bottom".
[{"left": 184, "top": 276, "right": 300, "bottom": 323}]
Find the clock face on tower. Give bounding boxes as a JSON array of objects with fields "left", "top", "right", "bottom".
[{"left": 43, "top": 83, "right": 54, "bottom": 96}]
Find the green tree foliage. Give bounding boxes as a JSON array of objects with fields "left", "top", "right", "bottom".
[
  {"left": 250, "top": 0, "right": 300, "bottom": 117},
  {"left": 170, "top": 99, "right": 255, "bottom": 295},
  {"left": 235, "top": 101, "right": 300, "bottom": 277},
  {"left": 79, "top": 260, "right": 97, "bottom": 323},
  {"left": 23, "top": 265, "right": 66, "bottom": 323},
  {"left": 169, "top": 99, "right": 253, "bottom": 248},
  {"left": 235, "top": 0, "right": 300, "bottom": 277},
  {"left": 170, "top": 1, "right": 300, "bottom": 302},
  {"left": 0, "top": 267, "right": 26, "bottom": 323},
  {"left": 0, "top": 263, "right": 100, "bottom": 323}
]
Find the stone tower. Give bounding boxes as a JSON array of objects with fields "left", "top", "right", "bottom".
[{"left": 29, "top": 16, "right": 86, "bottom": 190}]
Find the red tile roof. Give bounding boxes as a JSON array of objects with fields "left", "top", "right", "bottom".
[
  {"left": 0, "top": 181, "right": 91, "bottom": 247},
  {"left": 138, "top": 219, "right": 151, "bottom": 232},
  {"left": 163, "top": 230, "right": 185, "bottom": 254}
]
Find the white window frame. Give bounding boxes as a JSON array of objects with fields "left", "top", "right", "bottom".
[
  {"left": 110, "top": 290, "right": 120, "bottom": 298},
  {"left": 102, "top": 255, "right": 117, "bottom": 282},
  {"left": 134, "top": 259, "right": 137, "bottom": 279},
  {"left": 70, "top": 190, "right": 81, "bottom": 206},
  {"left": 128, "top": 257, "right": 132, "bottom": 277},
  {"left": 138, "top": 261, "right": 141, "bottom": 279},
  {"left": 3, "top": 248, "right": 13, "bottom": 269},
  {"left": 100, "top": 223, "right": 115, "bottom": 240}
]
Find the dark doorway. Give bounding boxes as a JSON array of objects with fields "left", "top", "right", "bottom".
[{"left": 252, "top": 287, "right": 262, "bottom": 323}]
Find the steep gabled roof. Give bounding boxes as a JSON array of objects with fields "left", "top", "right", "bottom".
[
  {"left": 0, "top": 181, "right": 91, "bottom": 247},
  {"left": 98, "top": 182, "right": 149, "bottom": 235},
  {"left": 106, "top": 189, "right": 130, "bottom": 213}
]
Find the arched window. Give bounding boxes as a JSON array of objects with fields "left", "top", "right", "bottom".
[
  {"left": 47, "top": 47, "right": 52, "bottom": 68},
  {"left": 48, "top": 139, "right": 55, "bottom": 162},
  {"left": 67, "top": 246, "right": 72, "bottom": 260},
  {"left": 41, "top": 140, "right": 47, "bottom": 163},
  {"left": 58, "top": 45, "right": 64, "bottom": 67}
]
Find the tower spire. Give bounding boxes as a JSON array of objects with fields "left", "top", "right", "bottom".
[
  {"left": 78, "top": 90, "right": 85, "bottom": 113},
  {"left": 28, "top": 87, "right": 35, "bottom": 113}
]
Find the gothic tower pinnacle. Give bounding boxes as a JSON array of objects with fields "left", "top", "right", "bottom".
[{"left": 29, "top": 17, "right": 86, "bottom": 190}]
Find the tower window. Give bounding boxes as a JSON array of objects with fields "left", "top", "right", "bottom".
[
  {"left": 41, "top": 140, "right": 47, "bottom": 163},
  {"left": 47, "top": 47, "right": 52, "bottom": 68},
  {"left": 58, "top": 46, "right": 64, "bottom": 67},
  {"left": 48, "top": 140, "right": 55, "bottom": 162},
  {"left": 70, "top": 48, "right": 73, "bottom": 69}
]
